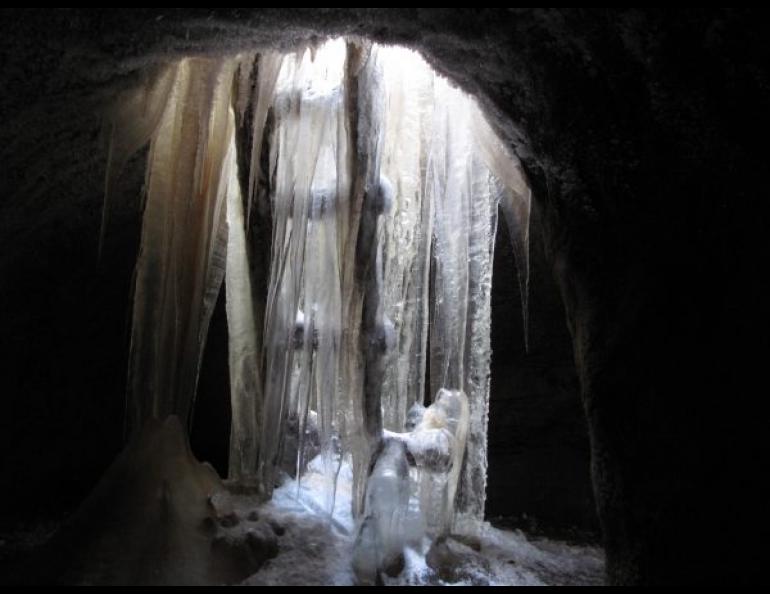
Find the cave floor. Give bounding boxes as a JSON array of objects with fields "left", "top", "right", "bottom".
[
  {"left": 227, "top": 465, "right": 605, "bottom": 586},
  {"left": 0, "top": 501, "right": 604, "bottom": 586},
  {"left": 0, "top": 450, "right": 604, "bottom": 586}
]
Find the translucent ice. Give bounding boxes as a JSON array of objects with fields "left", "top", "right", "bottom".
[
  {"left": 385, "top": 388, "right": 470, "bottom": 537},
  {"left": 258, "top": 40, "right": 349, "bottom": 507},
  {"left": 112, "top": 38, "right": 532, "bottom": 541},
  {"left": 125, "top": 58, "right": 238, "bottom": 433},
  {"left": 224, "top": 123, "right": 262, "bottom": 482}
]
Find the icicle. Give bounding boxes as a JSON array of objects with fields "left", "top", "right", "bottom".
[
  {"left": 115, "top": 38, "right": 532, "bottom": 546},
  {"left": 224, "top": 107, "right": 262, "bottom": 482},
  {"left": 427, "top": 77, "right": 473, "bottom": 397},
  {"left": 258, "top": 40, "right": 349, "bottom": 503},
  {"left": 472, "top": 109, "right": 532, "bottom": 352},
  {"left": 423, "top": 75, "right": 511, "bottom": 533},
  {"left": 246, "top": 52, "right": 283, "bottom": 224},
  {"left": 126, "top": 57, "right": 237, "bottom": 433},
  {"left": 375, "top": 45, "right": 435, "bottom": 431}
]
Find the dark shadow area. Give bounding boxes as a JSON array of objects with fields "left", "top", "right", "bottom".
[{"left": 487, "top": 204, "right": 597, "bottom": 541}]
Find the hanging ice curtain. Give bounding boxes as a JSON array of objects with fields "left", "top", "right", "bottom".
[
  {"left": 109, "top": 40, "right": 532, "bottom": 534},
  {"left": 123, "top": 58, "right": 238, "bottom": 432}
]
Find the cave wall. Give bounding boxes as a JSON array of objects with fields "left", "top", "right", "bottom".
[
  {"left": 487, "top": 202, "right": 597, "bottom": 537},
  {"left": 1, "top": 8, "right": 768, "bottom": 584}
]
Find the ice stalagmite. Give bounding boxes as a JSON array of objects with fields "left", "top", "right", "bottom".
[{"left": 126, "top": 58, "right": 237, "bottom": 432}]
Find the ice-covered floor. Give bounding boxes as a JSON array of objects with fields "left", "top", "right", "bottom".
[
  {"left": 0, "top": 429, "right": 603, "bottom": 586},
  {"left": 229, "top": 459, "right": 604, "bottom": 586}
]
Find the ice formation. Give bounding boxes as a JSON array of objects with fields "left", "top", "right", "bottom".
[
  {"left": 109, "top": 37, "right": 531, "bottom": 580},
  {"left": 120, "top": 58, "right": 238, "bottom": 433}
]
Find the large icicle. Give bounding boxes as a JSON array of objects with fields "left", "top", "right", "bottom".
[
  {"left": 126, "top": 57, "right": 237, "bottom": 432},
  {"left": 376, "top": 45, "right": 435, "bottom": 431},
  {"left": 101, "top": 66, "right": 177, "bottom": 259},
  {"left": 472, "top": 110, "right": 532, "bottom": 351},
  {"left": 226, "top": 52, "right": 283, "bottom": 483},
  {"left": 115, "top": 38, "right": 532, "bottom": 550},
  {"left": 224, "top": 111, "right": 263, "bottom": 482},
  {"left": 423, "top": 76, "right": 502, "bottom": 533}
]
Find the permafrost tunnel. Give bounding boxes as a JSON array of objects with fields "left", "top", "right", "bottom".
[{"left": 1, "top": 8, "right": 768, "bottom": 586}]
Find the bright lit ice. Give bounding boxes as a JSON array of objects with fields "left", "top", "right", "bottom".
[{"left": 111, "top": 37, "right": 537, "bottom": 585}]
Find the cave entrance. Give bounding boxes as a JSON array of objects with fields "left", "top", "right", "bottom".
[{"left": 111, "top": 37, "right": 531, "bottom": 547}]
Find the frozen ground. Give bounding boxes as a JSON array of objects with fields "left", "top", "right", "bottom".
[{"left": 233, "top": 459, "right": 604, "bottom": 586}]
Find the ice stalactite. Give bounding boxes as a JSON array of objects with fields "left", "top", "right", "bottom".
[
  {"left": 376, "top": 45, "right": 435, "bottom": 432},
  {"left": 125, "top": 58, "right": 237, "bottom": 433},
  {"left": 100, "top": 66, "right": 177, "bottom": 260},
  {"left": 472, "top": 110, "right": 532, "bottom": 352},
  {"left": 226, "top": 51, "right": 284, "bottom": 484},
  {"left": 258, "top": 40, "right": 350, "bottom": 509},
  {"left": 224, "top": 121, "right": 262, "bottom": 483},
  {"left": 113, "top": 37, "right": 532, "bottom": 568},
  {"left": 422, "top": 75, "right": 496, "bottom": 532}
]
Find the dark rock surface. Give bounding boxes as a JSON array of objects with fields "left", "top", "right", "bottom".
[{"left": 1, "top": 8, "right": 767, "bottom": 584}]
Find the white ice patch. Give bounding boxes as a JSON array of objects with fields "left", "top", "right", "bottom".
[{"left": 235, "top": 457, "right": 604, "bottom": 586}]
